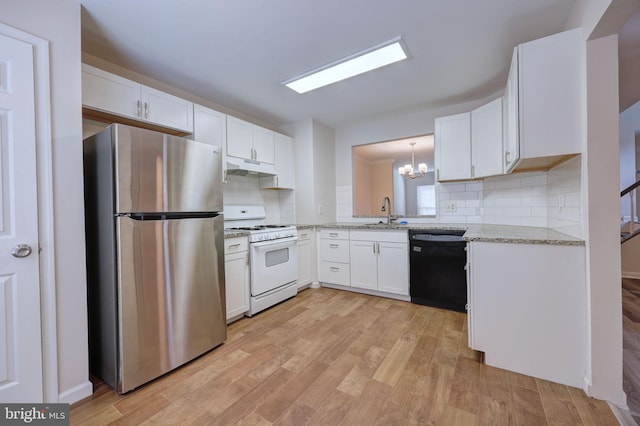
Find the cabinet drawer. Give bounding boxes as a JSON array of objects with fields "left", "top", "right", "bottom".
[
  {"left": 320, "top": 261, "right": 350, "bottom": 286},
  {"left": 320, "top": 229, "right": 349, "bottom": 240},
  {"left": 297, "top": 229, "right": 313, "bottom": 241},
  {"left": 350, "top": 229, "right": 407, "bottom": 243},
  {"left": 224, "top": 237, "right": 248, "bottom": 253},
  {"left": 319, "top": 239, "right": 349, "bottom": 262}
]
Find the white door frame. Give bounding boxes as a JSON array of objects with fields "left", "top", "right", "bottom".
[{"left": 0, "top": 23, "right": 58, "bottom": 402}]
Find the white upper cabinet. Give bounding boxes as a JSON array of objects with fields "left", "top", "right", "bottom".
[
  {"left": 191, "top": 104, "right": 227, "bottom": 181},
  {"left": 82, "top": 64, "right": 194, "bottom": 133},
  {"left": 260, "top": 133, "right": 295, "bottom": 189},
  {"left": 227, "top": 116, "right": 275, "bottom": 165},
  {"left": 192, "top": 104, "right": 226, "bottom": 147},
  {"left": 140, "top": 86, "right": 194, "bottom": 133},
  {"left": 505, "top": 28, "right": 582, "bottom": 172},
  {"left": 435, "top": 112, "right": 471, "bottom": 181},
  {"left": 471, "top": 97, "right": 503, "bottom": 178},
  {"left": 503, "top": 47, "right": 519, "bottom": 172}
]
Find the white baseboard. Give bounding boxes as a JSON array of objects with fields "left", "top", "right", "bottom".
[
  {"left": 58, "top": 380, "right": 93, "bottom": 404},
  {"left": 622, "top": 271, "right": 640, "bottom": 279}
]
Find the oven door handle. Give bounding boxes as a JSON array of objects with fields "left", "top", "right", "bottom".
[{"left": 251, "top": 236, "right": 298, "bottom": 249}]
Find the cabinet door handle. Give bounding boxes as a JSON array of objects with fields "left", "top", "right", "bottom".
[
  {"left": 275, "top": 176, "right": 279, "bottom": 187},
  {"left": 505, "top": 150, "right": 511, "bottom": 166},
  {"left": 330, "top": 266, "right": 340, "bottom": 272},
  {"left": 136, "top": 100, "right": 142, "bottom": 117},
  {"left": 436, "top": 168, "right": 440, "bottom": 180},
  {"left": 329, "top": 244, "right": 339, "bottom": 248},
  {"left": 246, "top": 254, "right": 249, "bottom": 266},
  {"left": 144, "top": 102, "right": 149, "bottom": 119},
  {"left": 471, "top": 165, "right": 475, "bottom": 178}
]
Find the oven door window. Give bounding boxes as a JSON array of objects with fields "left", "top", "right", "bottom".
[{"left": 265, "top": 247, "right": 289, "bottom": 267}]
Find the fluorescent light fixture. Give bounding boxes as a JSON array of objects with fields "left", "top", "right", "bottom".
[{"left": 282, "top": 36, "right": 408, "bottom": 94}]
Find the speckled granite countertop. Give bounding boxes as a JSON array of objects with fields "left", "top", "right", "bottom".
[
  {"left": 224, "top": 230, "right": 250, "bottom": 239},
  {"left": 225, "top": 223, "right": 583, "bottom": 246},
  {"left": 316, "top": 222, "right": 584, "bottom": 246}
]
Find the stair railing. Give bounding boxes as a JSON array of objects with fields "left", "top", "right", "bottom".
[{"left": 621, "top": 179, "right": 640, "bottom": 241}]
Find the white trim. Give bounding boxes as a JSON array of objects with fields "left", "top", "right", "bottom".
[
  {"left": 622, "top": 271, "right": 640, "bottom": 279},
  {"left": 0, "top": 23, "right": 59, "bottom": 403},
  {"left": 58, "top": 381, "right": 93, "bottom": 405}
]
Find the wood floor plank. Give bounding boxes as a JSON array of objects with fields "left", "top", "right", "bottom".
[
  {"left": 70, "top": 287, "right": 617, "bottom": 426},
  {"left": 340, "top": 379, "right": 392, "bottom": 425},
  {"left": 255, "top": 360, "right": 328, "bottom": 422},
  {"left": 511, "top": 385, "right": 548, "bottom": 426},
  {"left": 567, "top": 386, "right": 619, "bottom": 426},
  {"left": 337, "top": 345, "right": 388, "bottom": 397},
  {"left": 306, "top": 390, "right": 357, "bottom": 426},
  {"left": 372, "top": 335, "right": 418, "bottom": 386},
  {"left": 296, "top": 352, "right": 359, "bottom": 409},
  {"left": 210, "top": 367, "right": 294, "bottom": 425}
]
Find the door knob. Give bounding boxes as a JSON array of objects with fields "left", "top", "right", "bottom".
[{"left": 11, "top": 244, "right": 32, "bottom": 258}]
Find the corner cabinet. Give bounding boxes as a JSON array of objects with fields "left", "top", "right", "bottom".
[
  {"left": 504, "top": 28, "right": 582, "bottom": 173},
  {"left": 81, "top": 63, "right": 194, "bottom": 134},
  {"left": 435, "top": 98, "right": 503, "bottom": 182},
  {"left": 349, "top": 230, "right": 409, "bottom": 296},
  {"left": 226, "top": 116, "right": 275, "bottom": 165},
  {"left": 224, "top": 237, "right": 250, "bottom": 322},
  {"left": 260, "top": 133, "right": 295, "bottom": 189}
]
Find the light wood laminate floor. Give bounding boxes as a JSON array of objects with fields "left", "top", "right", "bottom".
[
  {"left": 71, "top": 287, "right": 617, "bottom": 425},
  {"left": 623, "top": 278, "right": 640, "bottom": 423}
]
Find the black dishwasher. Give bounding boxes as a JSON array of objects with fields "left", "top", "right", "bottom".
[{"left": 409, "top": 229, "right": 467, "bottom": 312}]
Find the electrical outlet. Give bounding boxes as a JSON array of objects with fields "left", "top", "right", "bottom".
[{"left": 447, "top": 202, "right": 457, "bottom": 212}]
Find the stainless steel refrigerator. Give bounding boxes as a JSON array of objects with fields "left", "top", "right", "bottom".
[{"left": 83, "top": 124, "right": 226, "bottom": 393}]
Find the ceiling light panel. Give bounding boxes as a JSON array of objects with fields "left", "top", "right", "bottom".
[{"left": 283, "top": 37, "right": 408, "bottom": 94}]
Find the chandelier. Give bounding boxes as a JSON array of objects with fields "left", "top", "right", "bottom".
[{"left": 398, "top": 142, "right": 427, "bottom": 179}]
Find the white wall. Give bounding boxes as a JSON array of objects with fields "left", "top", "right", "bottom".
[
  {"left": 583, "top": 33, "right": 626, "bottom": 406},
  {"left": 2, "top": 0, "right": 92, "bottom": 403}
]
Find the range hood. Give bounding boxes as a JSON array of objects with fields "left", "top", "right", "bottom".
[{"left": 225, "top": 156, "right": 277, "bottom": 178}]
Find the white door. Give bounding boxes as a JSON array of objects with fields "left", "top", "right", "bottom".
[{"left": 0, "top": 33, "right": 43, "bottom": 402}]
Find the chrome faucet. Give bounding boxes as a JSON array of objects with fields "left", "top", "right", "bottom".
[{"left": 381, "top": 196, "right": 392, "bottom": 224}]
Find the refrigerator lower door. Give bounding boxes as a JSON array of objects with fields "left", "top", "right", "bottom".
[{"left": 115, "top": 214, "right": 226, "bottom": 393}]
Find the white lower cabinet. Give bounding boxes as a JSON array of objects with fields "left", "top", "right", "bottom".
[
  {"left": 318, "top": 229, "right": 350, "bottom": 286},
  {"left": 468, "top": 241, "right": 586, "bottom": 388},
  {"left": 297, "top": 229, "right": 314, "bottom": 289},
  {"left": 224, "top": 237, "right": 249, "bottom": 322},
  {"left": 349, "top": 230, "right": 409, "bottom": 296}
]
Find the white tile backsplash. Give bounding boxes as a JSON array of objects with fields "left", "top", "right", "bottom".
[
  {"left": 224, "top": 174, "right": 285, "bottom": 224},
  {"left": 332, "top": 156, "right": 582, "bottom": 235}
]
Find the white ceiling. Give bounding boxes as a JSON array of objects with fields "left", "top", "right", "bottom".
[{"left": 80, "top": 0, "right": 634, "bottom": 129}]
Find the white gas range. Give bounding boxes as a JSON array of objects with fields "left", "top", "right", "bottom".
[{"left": 224, "top": 205, "right": 298, "bottom": 316}]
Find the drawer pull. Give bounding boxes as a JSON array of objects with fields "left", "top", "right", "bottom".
[
  {"left": 301, "top": 233, "right": 308, "bottom": 238},
  {"left": 329, "top": 232, "right": 338, "bottom": 237},
  {"left": 228, "top": 243, "right": 241, "bottom": 249},
  {"left": 329, "top": 244, "right": 339, "bottom": 248},
  {"left": 330, "top": 267, "right": 340, "bottom": 272}
]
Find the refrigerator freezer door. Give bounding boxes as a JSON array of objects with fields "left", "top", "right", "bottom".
[
  {"left": 113, "top": 124, "right": 223, "bottom": 214},
  {"left": 115, "top": 214, "right": 226, "bottom": 393}
]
